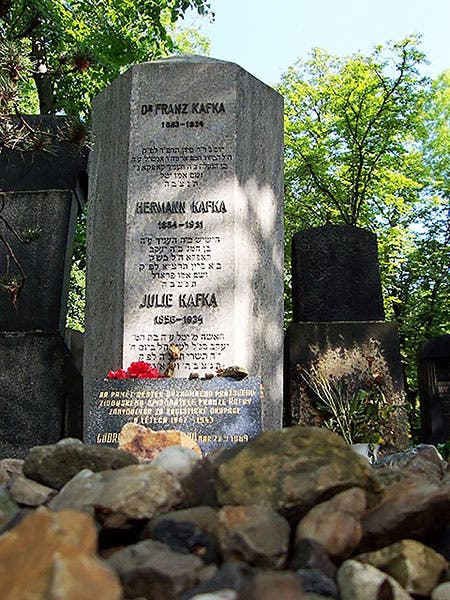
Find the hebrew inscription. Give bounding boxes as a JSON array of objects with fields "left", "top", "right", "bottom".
[{"left": 123, "top": 89, "right": 236, "bottom": 375}]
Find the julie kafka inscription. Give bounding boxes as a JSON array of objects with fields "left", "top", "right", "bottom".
[{"left": 86, "top": 377, "right": 263, "bottom": 455}]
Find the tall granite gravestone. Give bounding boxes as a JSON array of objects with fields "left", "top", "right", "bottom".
[
  {"left": 84, "top": 56, "right": 284, "bottom": 430},
  {"left": 0, "top": 118, "right": 87, "bottom": 457},
  {"left": 285, "top": 224, "right": 408, "bottom": 449},
  {"left": 418, "top": 334, "right": 450, "bottom": 443}
]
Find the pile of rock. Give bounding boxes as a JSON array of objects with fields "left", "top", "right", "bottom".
[{"left": 1, "top": 427, "right": 450, "bottom": 600}]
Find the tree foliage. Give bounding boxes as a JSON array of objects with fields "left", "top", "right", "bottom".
[
  {"left": 279, "top": 37, "right": 427, "bottom": 226},
  {"left": 279, "top": 38, "right": 449, "bottom": 400},
  {"left": 0, "top": 0, "right": 212, "bottom": 118}
]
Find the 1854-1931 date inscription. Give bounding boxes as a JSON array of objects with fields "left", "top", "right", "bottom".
[{"left": 157, "top": 220, "right": 203, "bottom": 230}]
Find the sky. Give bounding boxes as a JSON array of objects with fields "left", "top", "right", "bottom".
[{"left": 185, "top": 0, "right": 450, "bottom": 86}]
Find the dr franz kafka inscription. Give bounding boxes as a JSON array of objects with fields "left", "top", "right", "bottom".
[{"left": 124, "top": 98, "right": 235, "bottom": 375}]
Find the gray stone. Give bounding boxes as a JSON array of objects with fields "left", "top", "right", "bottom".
[
  {"left": 0, "top": 485, "right": 19, "bottom": 530},
  {"left": 23, "top": 438, "right": 138, "bottom": 489},
  {"left": 145, "top": 506, "right": 219, "bottom": 538},
  {"left": 354, "top": 539, "right": 448, "bottom": 597},
  {"left": 418, "top": 334, "right": 450, "bottom": 443},
  {"left": 150, "top": 519, "right": 219, "bottom": 564},
  {"left": 179, "top": 562, "right": 255, "bottom": 599},
  {"left": 190, "top": 592, "right": 237, "bottom": 600},
  {"left": 84, "top": 55, "right": 284, "bottom": 431},
  {"left": 295, "top": 570, "right": 337, "bottom": 599},
  {"left": 49, "top": 463, "right": 184, "bottom": 528},
  {"left": 153, "top": 446, "right": 201, "bottom": 478},
  {"left": 291, "top": 225, "right": 385, "bottom": 322},
  {"left": 107, "top": 539, "right": 209, "bottom": 599},
  {"left": 373, "top": 444, "right": 446, "bottom": 483},
  {"left": 217, "top": 505, "right": 290, "bottom": 568},
  {"left": 432, "top": 582, "right": 450, "bottom": 600},
  {"left": 288, "top": 539, "right": 336, "bottom": 579},
  {"left": 215, "top": 426, "right": 379, "bottom": 521},
  {"left": 7, "top": 474, "right": 57, "bottom": 506},
  {"left": 0, "top": 332, "right": 67, "bottom": 458},
  {"left": 85, "top": 377, "right": 262, "bottom": 456},
  {"left": 0, "top": 459, "right": 24, "bottom": 485},
  {"left": 337, "top": 560, "right": 414, "bottom": 600}
]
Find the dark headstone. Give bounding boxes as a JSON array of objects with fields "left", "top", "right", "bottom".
[
  {"left": 0, "top": 115, "right": 87, "bottom": 333},
  {"left": 291, "top": 224, "right": 385, "bottom": 322},
  {"left": 0, "top": 332, "right": 67, "bottom": 458},
  {"left": 418, "top": 334, "right": 450, "bottom": 443},
  {"left": 85, "top": 376, "right": 262, "bottom": 455},
  {"left": 0, "top": 190, "right": 78, "bottom": 332}
]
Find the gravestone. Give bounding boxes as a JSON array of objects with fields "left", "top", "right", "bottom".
[
  {"left": 0, "top": 332, "right": 66, "bottom": 458},
  {"left": 0, "top": 116, "right": 87, "bottom": 332},
  {"left": 291, "top": 224, "right": 385, "bottom": 322},
  {"left": 418, "top": 334, "right": 450, "bottom": 443},
  {"left": 0, "top": 121, "right": 86, "bottom": 457},
  {"left": 85, "top": 376, "right": 262, "bottom": 455},
  {"left": 84, "top": 55, "right": 284, "bottom": 430},
  {"left": 0, "top": 190, "right": 79, "bottom": 332},
  {"left": 285, "top": 224, "right": 408, "bottom": 449}
]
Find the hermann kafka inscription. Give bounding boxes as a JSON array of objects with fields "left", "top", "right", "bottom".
[{"left": 84, "top": 56, "right": 284, "bottom": 431}]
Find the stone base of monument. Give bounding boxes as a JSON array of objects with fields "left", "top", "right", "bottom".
[
  {"left": 284, "top": 321, "right": 409, "bottom": 450},
  {"left": 85, "top": 377, "right": 263, "bottom": 456},
  {"left": 0, "top": 331, "right": 83, "bottom": 458}
]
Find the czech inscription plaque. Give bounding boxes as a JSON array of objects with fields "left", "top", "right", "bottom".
[
  {"left": 86, "top": 376, "right": 262, "bottom": 455},
  {"left": 84, "top": 55, "right": 284, "bottom": 430}
]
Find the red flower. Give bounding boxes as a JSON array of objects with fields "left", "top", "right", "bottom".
[
  {"left": 127, "top": 361, "right": 160, "bottom": 378},
  {"left": 137, "top": 368, "right": 160, "bottom": 379},
  {"left": 107, "top": 361, "right": 161, "bottom": 379},
  {"left": 107, "top": 369, "right": 128, "bottom": 379}
]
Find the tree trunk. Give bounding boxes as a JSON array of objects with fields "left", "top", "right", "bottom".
[{"left": 31, "top": 37, "right": 54, "bottom": 114}]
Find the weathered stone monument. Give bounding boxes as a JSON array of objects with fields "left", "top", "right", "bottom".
[
  {"left": 418, "top": 334, "right": 450, "bottom": 443},
  {"left": 0, "top": 118, "right": 87, "bottom": 457},
  {"left": 84, "top": 56, "right": 284, "bottom": 431},
  {"left": 291, "top": 224, "right": 385, "bottom": 322},
  {"left": 285, "top": 224, "right": 408, "bottom": 449}
]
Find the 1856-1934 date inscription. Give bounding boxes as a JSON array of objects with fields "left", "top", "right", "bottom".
[{"left": 153, "top": 315, "right": 203, "bottom": 325}]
